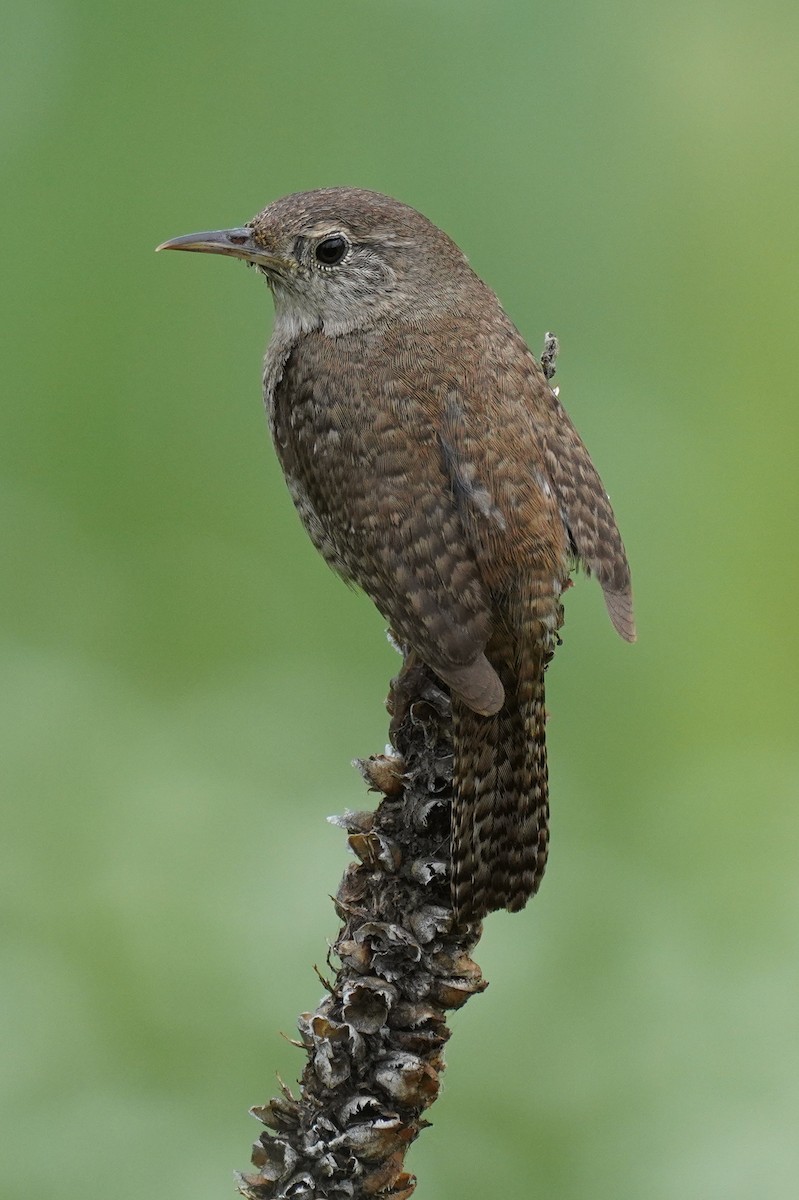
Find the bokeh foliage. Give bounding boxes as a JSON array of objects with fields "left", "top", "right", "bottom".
[{"left": 2, "top": 1, "right": 797, "bottom": 1197}]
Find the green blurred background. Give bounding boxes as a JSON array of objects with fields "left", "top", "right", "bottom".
[{"left": 2, "top": 1, "right": 797, "bottom": 1196}]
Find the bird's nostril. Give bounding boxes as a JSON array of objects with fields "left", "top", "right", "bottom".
[{"left": 228, "top": 232, "right": 248, "bottom": 245}]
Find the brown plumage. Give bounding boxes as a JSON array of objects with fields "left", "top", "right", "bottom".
[{"left": 157, "top": 188, "right": 635, "bottom": 923}]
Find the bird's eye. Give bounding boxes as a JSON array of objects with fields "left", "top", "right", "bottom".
[{"left": 315, "top": 235, "right": 348, "bottom": 266}]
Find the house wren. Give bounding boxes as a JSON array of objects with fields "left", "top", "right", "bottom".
[{"left": 157, "top": 188, "right": 635, "bottom": 923}]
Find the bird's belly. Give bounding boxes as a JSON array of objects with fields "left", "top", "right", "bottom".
[{"left": 282, "top": 467, "right": 354, "bottom": 578}]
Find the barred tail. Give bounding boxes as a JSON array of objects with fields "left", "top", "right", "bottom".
[{"left": 450, "top": 600, "right": 561, "bottom": 923}]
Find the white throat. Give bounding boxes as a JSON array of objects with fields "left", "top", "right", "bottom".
[{"left": 270, "top": 283, "right": 369, "bottom": 339}]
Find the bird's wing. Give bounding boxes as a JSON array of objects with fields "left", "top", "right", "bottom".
[
  {"left": 419, "top": 312, "right": 633, "bottom": 648},
  {"left": 531, "top": 384, "right": 636, "bottom": 642}
]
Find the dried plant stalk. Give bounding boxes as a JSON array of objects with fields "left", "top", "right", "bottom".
[{"left": 237, "top": 662, "right": 488, "bottom": 1200}]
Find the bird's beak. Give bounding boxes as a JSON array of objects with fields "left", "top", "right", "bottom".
[{"left": 155, "top": 227, "right": 290, "bottom": 271}]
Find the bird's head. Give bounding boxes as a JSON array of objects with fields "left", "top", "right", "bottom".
[{"left": 157, "top": 187, "right": 478, "bottom": 336}]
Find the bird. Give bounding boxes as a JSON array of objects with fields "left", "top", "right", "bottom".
[{"left": 157, "top": 188, "right": 635, "bottom": 924}]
